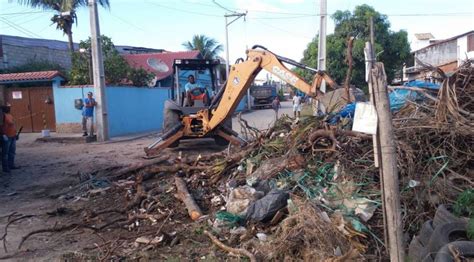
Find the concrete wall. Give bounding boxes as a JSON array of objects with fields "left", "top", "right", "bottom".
[
  {"left": 415, "top": 40, "right": 457, "bottom": 67},
  {"left": 52, "top": 83, "right": 169, "bottom": 137},
  {"left": 106, "top": 87, "right": 168, "bottom": 137},
  {"left": 2, "top": 44, "right": 72, "bottom": 70}
]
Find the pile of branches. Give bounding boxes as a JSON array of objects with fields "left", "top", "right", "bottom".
[{"left": 393, "top": 60, "right": 473, "bottom": 233}]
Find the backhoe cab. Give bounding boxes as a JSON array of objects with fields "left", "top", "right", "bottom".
[
  {"left": 145, "top": 46, "right": 338, "bottom": 157},
  {"left": 144, "top": 59, "right": 236, "bottom": 156}
]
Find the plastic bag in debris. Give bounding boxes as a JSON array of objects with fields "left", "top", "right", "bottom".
[
  {"left": 246, "top": 189, "right": 289, "bottom": 222},
  {"left": 226, "top": 186, "right": 264, "bottom": 216}
]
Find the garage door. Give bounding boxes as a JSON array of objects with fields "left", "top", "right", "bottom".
[{"left": 6, "top": 87, "right": 56, "bottom": 132}]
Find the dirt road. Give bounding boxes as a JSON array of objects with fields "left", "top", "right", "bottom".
[
  {"left": 0, "top": 104, "right": 289, "bottom": 261},
  {"left": 233, "top": 101, "right": 294, "bottom": 132}
]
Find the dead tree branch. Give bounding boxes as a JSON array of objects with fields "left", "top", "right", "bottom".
[{"left": 204, "top": 230, "right": 257, "bottom": 262}]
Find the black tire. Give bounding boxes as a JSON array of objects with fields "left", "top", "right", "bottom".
[
  {"left": 428, "top": 222, "right": 468, "bottom": 255},
  {"left": 419, "top": 220, "right": 435, "bottom": 246},
  {"left": 409, "top": 236, "right": 432, "bottom": 262},
  {"left": 434, "top": 241, "right": 474, "bottom": 262},
  {"left": 163, "top": 108, "right": 180, "bottom": 148},
  {"left": 433, "top": 205, "right": 463, "bottom": 228}
]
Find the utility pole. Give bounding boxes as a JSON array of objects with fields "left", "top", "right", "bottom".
[
  {"left": 88, "top": 0, "right": 109, "bottom": 141},
  {"left": 317, "top": 0, "right": 327, "bottom": 92},
  {"left": 365, "top": 16, "right": 404, "bottom": 261},
  {"left": 371, "top": 62, "right": 405, "bottom": 261},
  {"left": 224, "top": 12, "right": 249, "bottom": 109}
]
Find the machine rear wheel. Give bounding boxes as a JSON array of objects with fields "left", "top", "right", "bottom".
[{"left": 163, "top": 108, "right": 180, "bottom": 148}]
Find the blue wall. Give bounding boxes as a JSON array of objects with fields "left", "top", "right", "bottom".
[
  {"left": 53, "top": 83, "right": 169, "bottom": 137},
  {"left": 106, "top": 87, "right": 168, "bottom": 137}
]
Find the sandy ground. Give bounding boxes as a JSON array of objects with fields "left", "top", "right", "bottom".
[{"left": 0, "top": 102, "right": 293, "bottom": 261}]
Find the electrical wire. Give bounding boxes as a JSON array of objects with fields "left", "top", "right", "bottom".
[
  {"left": 0, "top": 17, "right": 42, "bottom": 38},
  {"left": 145, "top": 1, "right": 221, "bottom": 17},
  {"left": 0, "top": 11, "right": 46, "bottom": 16},
  {"left": 252, "top": 18, "right": 313, "bottom": 40},
  {"left": 109, "top": 13, "right": 148, "bottom": 32},
  {"left": 212, "top": 0, "right": 238, "bottom": 14},
  {"left": 0, "top": 13, "right": 45, "bottom": 29}
]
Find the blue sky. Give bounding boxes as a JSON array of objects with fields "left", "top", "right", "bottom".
[{"left": 1, "top": 0, "right": 473, "bottom": 64}]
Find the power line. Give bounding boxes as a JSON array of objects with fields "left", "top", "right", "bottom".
[
  {"left": 253, "top": 18, "right": 313, "bottom": 40},
  {"left": 0, "top": 11, "right": 48, "bottom": 16},
  {"left": 145, "top": 1, "right": 221, "bottom": 17},
  {"left": 109, "top": 13, "right": 148, "bottom": 32},
  {"left": 0, "top": 17, "right": 42, "bottom": 38},
  {"left": 212, "top": 0, "right": 238, "bottom": 14},
  {"left": 0, "top": 13, "right": 44, "bottom": 30}
]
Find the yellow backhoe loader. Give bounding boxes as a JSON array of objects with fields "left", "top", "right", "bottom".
[{"left": 145, "top": 45, "right": 338, "bottom": 157}]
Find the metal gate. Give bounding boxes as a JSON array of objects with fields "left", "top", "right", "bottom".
[{"left": 5, "top": 87, "right": 56, "bottom": 132}]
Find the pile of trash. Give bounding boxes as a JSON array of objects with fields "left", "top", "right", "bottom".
[{"left": 9, "top": 61, "right": 472, "bottom": 261}]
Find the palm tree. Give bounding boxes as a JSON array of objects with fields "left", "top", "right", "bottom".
[
  {"left": 13, "top": 0, "right": 110, "bottom": 52},
  {"left": 182, "top": 35, "right": 223, "bottom": 59}
]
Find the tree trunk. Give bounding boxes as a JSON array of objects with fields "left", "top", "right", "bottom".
[{"left": 66, "top": 25, "right": 74, "bottom": 52}]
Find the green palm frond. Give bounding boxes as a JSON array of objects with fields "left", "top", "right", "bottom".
[{"left": 182, "top": 34, "right": 223, "bottom": 59}]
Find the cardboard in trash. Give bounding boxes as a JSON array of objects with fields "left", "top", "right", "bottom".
[{"left": 352, "top": 102, "right": 378, "bottom": 135}]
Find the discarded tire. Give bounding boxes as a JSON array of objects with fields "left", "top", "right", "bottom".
[
  {"left": 419, "top": 220, "right": 435, "bottom": 246},
  {"left": 434, "top": 241, "right": 474, "bottom": 262},
  {"left": 409, "top": 236, "right": 432, "bottom": 262},
  {"left": 428, "top": 222, "right": 468, "bottom": 254},
  {"left": 433, "top": 205, "right": 463, "bottom": 228}
]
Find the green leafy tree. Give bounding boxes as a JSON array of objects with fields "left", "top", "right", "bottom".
[
  {"left": 70, "top": 35, "right": 154, "bottom": 86},
  {"left": 182, "top": 35, "right": 223, "bottom": 59},
  {"left": 13, "top": 0, "right": 110, "bottom": 52},
  {"left": 297, "top": 5, "right": 410, "bottom": 90}
]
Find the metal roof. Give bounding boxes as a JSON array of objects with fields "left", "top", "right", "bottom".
[{"left": 414, "top": 33, "right": 434, "bottom": 40}]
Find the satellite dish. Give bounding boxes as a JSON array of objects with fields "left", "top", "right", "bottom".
[{"left": 147, "top": 58, "right": 169, "bottom": 73}]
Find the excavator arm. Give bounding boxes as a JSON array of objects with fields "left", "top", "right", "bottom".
[
  {"left": 145, "top": 46, "right": 338, "bottom": 157},
  {"left": 204, "top": 46, "right": 338, "bottom": 132}
]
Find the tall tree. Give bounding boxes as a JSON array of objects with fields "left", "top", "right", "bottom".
[
  {"left": 297, "top": 5, "right": 410, "bottom": 91},
  {"left": 182, "top": 35, "right": 223, "bottom": 59},
  {"left": 13, "top": 0, "right": 110, "bottom": 52},
  {"left": 70, "top": 35, "right": 154, "bottom": 86}
]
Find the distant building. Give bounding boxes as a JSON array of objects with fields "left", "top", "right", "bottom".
[
  {"left": 0, "top": 34, "right": 163, "bottom": 71},
  {"left": 412, "top": 33, "right": 435, "bottom": 52},
  {"left": 404, "top": 30, "right": 474, "bottom": 82}
]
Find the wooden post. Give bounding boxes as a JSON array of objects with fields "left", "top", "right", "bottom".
[
  {"left": 344, "top": 36, "right": 355, "bottom": 102},
  {"left": 371, "top": 62, "right": 405, "bottom": 261}
]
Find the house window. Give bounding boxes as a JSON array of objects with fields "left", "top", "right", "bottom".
[{"left": 468, "top": 34, "right": 474, "bottom": 52}]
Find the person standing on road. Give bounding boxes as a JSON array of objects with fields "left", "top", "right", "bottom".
[
  {"left": 292, "top": 94, "right": 302, "bottom": 118},
  {"left": 271, "top": 96, "right": 281, "bottom": 121},
  {"left": 2, "top": 104, "right": 18, "bottom": 173},
  {"left": 82, "top": 92, "right": 97, "bottom": 137}
]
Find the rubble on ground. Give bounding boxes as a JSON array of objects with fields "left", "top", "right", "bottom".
[{"left": 4, "top": 61, "right": 472, "bottom": 261}]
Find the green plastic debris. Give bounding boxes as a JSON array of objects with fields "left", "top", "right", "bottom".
[
  {"left": 349, "top": 217, "right": 368, "bottom": 233},
  {"left": 215, "top": 211, "right": 244, "bottom": 226}
]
